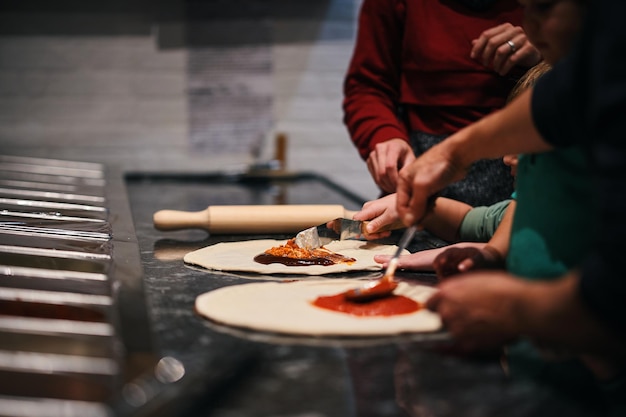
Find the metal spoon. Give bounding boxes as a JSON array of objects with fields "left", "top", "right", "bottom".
[{"left": 344, "top": 224, "right": 418, "bottom": 301}]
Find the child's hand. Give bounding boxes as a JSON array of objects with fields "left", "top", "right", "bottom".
[
  {"left": 373, "top": 243, "right": 485, "bottom": 272},
  {"left": 374, "top": 251, "right": 438, "bottom": 271},
  {"left": 353, "top": 194, "right": 399, "bottom": 240}
]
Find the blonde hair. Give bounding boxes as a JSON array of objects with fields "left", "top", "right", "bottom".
[{"left": 507, "top": 61, "right": 552, "bottom": 103}]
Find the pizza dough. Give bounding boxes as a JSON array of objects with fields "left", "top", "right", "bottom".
[
  {"left": 195, "top": 279, "right": 441, "bottom": 336},
  {"left": 184, "top": 239, "right": 407, "bottom": 275}
]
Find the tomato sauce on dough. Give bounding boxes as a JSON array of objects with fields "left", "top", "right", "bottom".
[
  {"left": 312, "top": 293, "right": 420, "bottom": 317},
  {"left": 254, "top": 238, "right": 356, "bottom": 267},
  {"left": 254, "top": 253, "right": 336, "bottom": 266}
]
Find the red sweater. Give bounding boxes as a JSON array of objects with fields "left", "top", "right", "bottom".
[{"left": 343, "top": 0, "right": 525, "bottom": 160}]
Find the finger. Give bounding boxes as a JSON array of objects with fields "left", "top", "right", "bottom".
[
  {"left": 481, "top": 37, "right": 504, "bottom": 67},
  {"left": 471, "top": 23, "right": 507, "bottom": 60},
  {"left": 513, "top": 41, "right": 542, "bottom": 69},
  {"left": 496, "top": 33, "right": 528, "bottom": 75},
  {"left": 380, "top": 179, "right": 396, "bottom": 195},
  {"left": 381, "top": 167, "right": 399, "bottom": 193},
  {"left": 397, "top": 256, "right": 418, "bottom": 270},
  {"left": 498, "top": 53, "right": 518, "bottom": 76},
  {"left": 358, "top": 199, "right": 379, "bottom": 214},
  {"left": 479, "top": 25, "right": 514, "bottom": 66},
  {"left": 382, "top": 148, "right": 403, "bottom": 191},
  {"left": 400, "top": 150, "right": 416, "bottom": 170},
  {"left": 482, "top": 25, "right": 522, "bottom": 69},
  {"left": 351, "top": 211, "right": 368, "bottom": 222},
  {"left": 397, "top": 160, "right": 436, "bottom": 225},
  {"left": 406, "top": 166, "right": 432, "bottom": 224},
  {"left": 425, "top": 291, "right": 441, "bottom": 311},
  {"left": 362, "top": 231, "right": 391, "bottom": 241},
  {"left": 368, "top": 149, "right": 385, "bottom": 181},
  {"left": 374, "top": 254, "right": 391, "bottom": 261},
  {"left": 384, "top": 150, "right": 415, "bottom": 195},
  {"left": 373, "top": 254, "right": 390, "bottom": 267},
  {"left": 407, "top": 181, "right": 428, "bottom": 224},
  {"left": 470, "top": 37, "right": 485, "bottom": 60},
  {"left": 492, "top": 41, "right": 514, "bottom": 74},
  {"left": 483, "top": 32, "right": 515, "bottom": 68},
  {"left": 457, "top": 258, "right": 475, "bottom": 272},
  {"left": 372, "top": 154, "right": 397, "bottom": 193},
  {"left": 370, "top": 160, "right": 395, "bottom": 194},
  {"left": 364, "top": 216, "right": 385, "bottom": 233},
  {"left": 432, "top": 252, "right": 448, "bottom": 269},
  {"left": 396, "top": 172, "right": 415, "bottom": 226},
  {"left": 353, "top": 203, "right": 381, "bottom": 222}
]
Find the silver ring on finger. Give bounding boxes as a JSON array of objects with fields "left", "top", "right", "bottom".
[{"left": 506, "top": 40, "right": 516, "bottom": 54}]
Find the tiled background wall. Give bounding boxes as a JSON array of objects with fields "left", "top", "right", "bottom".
[{"left": 0, "top": 0, "right": 379, "bottom": 201}]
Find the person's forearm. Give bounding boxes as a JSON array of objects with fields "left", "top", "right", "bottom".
[
  {"left": 516, "top": 272, "right": 626, "bottom": 359},
  {"left": 485, "top": 201, "right": 515, "bottom": 259},
  {"left": 396, "top": 89, "right": 552, "bottom": 227},
  {"left": 342, "top": 0, "right": 406, "bottom": 160},
  {"left": 446, "top": 89, "right": 554, "bottom": 169},
  {"left": 421, "top": 197, "right": 473, "bottom": 242}
]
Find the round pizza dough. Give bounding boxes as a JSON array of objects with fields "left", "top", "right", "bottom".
[
  {"left": 195, "top": 279, "right": 441, "bottom": 336},
  {"left": 184, "top": 239, "right": 407, "bottom": 275}
]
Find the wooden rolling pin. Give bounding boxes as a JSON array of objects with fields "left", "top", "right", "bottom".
[{"left": 153, "top": 205, "right": 358, "bottom": 234}]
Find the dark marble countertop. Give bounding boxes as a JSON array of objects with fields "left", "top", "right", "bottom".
[{"left": 123, "top": 172, "right": 601, "bottom": 417}]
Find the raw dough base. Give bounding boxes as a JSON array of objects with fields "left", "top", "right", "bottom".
[
  {"left": 195, "top": 279, "right": 441, "bottom": 336},
  {"left": 184, "top": 239, "right": 406, "bottom": 275}
]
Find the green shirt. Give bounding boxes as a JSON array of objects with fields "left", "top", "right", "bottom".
[
  {"left": 458, "top": 199, "right": 512, "bottom": 242},
  {"left": 507, "top": 147, "right": 594, "bottom": 279},
  {"left": 506, "top": 146, "right": 597, "bottom": 388}
]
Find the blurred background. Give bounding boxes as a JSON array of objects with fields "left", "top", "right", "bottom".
[{"left": 0, "top": 0, "right": 379, "bottom": 201}]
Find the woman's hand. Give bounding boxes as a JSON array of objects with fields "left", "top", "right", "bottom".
[
  {"left": 471, "top": 23, "right": 542, "bottom": 76},
  {"left": 367, "top": 139, "right": 415, "bottom": 194}
]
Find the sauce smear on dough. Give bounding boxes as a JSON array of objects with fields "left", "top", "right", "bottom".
[
  {"left": 254, "top": 253, "right": 335, "bottom": 266},
  {"left": 312, "top": 293, "right": 420, "bottom": 317},
  {"left": 254, "top": 238, "right": 356, "bottom": 267}
]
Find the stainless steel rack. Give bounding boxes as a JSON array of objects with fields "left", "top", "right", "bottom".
[{"left": 0, "top": 155, "right": 155, "bottom": 417}]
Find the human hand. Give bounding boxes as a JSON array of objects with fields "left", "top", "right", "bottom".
[
  {"left": 374, "top": 243, "right": 485, "bottom": 271},
  {"left": 367, "top": 139, "right": 415, "bottom": 194},
  {"left": 396, "top": 142, "right": 468, "bottom": 226},
  {"left": 374, "top": 251, "right": 436, "bottom": 271},
  {"left": 471, "top": 23, "right": 542, "bottom": 76},
  {"left": 433, "top": 245, "right": 504, "bottom": 279},
  {"left": 352, "top": 194, "right": 399, "bottom": 240},
  {"left": 426, "top": 271, "right": 528, "bottom": 351}
]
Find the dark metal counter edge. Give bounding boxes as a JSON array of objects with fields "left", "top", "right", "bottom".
[{"left": 105, "top": 166, "right": 158, "bottom": 381}]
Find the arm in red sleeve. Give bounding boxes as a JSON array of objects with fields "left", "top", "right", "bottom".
[{"left": 342, "top": 0, "right": 410, "bottom": 161}]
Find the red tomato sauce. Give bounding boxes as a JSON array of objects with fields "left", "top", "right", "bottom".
[
  {"left": 254, "top": 239, "right": 356, "bottom": 267},
  {"left": 311, "top": 293, "right": 420, "bottom": 317}
]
